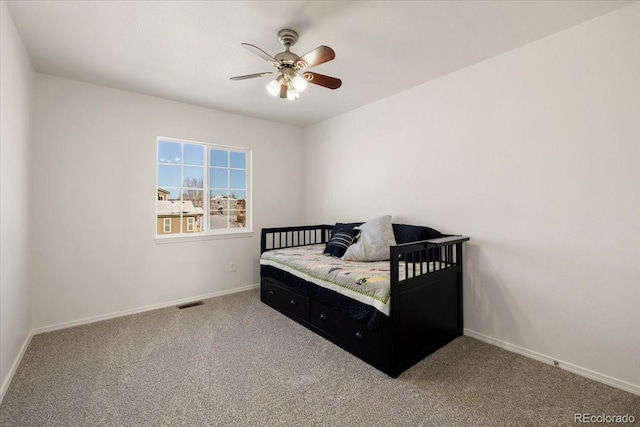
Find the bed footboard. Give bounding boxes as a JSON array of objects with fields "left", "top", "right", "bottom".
[{"left": 388, "top": 236, "right": 469, "bottom": 376}]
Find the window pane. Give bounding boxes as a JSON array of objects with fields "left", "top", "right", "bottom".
[
  {"left": 210, "top": 168, "right": 228, "bottom": 188},
  {"left": 230, "top": 170, "right": 245, "bottom": 189},
  {"left": 210, "top": 216, "right": 228, "bottom": 230},
  {"left": 184, "top": 144, "right": 204, "bottom": 166},
  {"left": 158, "top": 141, "right": 181, "bottom": 164},
  {"left": 230, "top": 210, "right": 247, "bottom": 228},
  {"left": 230, "top": 190, "right": 246, "bottom": 202},
  {"left": 230, "top": 152, "right": 246, "bottom": 169},
  {"left": 210, "top": 189, "right": 228, "bottom": 198},
  {"left": 183, "top": 166, "right": 203, "bottom": 188},
  {"left": 210, "top": 196, "right": 228, "bottom": 211},
  {"left": 157, "top": 187, "right": 180, "bottom": 201},
  {"left": 210, "top": 149, "right": 228, "bottom": 167},
  {"left": 210, "top": 189, "right": 228, "bottom": 230},
  {"left": 158, "top": 165, "right": 181, "bottom": 187},
  {"left": 182, "top": 189, "right": 204, "bottom": 209},
  {"left": 182, "top": 190, "right": 204, "bottom": 233},
  {"left": 228, "top": 196, "right": 239, "bottom": 210},
  {"left": 211, "top": 202, "right": 227, "bottom": 215}
]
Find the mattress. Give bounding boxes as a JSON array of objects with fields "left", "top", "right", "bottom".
[{"left": 260, "top": 244, "right": 445, "bottom": 317}]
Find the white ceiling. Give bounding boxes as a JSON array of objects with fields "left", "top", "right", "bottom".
[{"left": 5, "top": 0, "right": 634, "bottom": 128}]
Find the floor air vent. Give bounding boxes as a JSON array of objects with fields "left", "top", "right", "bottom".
[{"left": 177, "top": 301, "right": 204, "bottom": 310}]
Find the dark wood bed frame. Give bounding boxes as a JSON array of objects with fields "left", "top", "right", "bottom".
[{"left": 260, "top": 224, "right": 469, "bottom": 378}]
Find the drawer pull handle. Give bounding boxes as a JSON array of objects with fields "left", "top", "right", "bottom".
[
  {"left": 268, "top": 290, "right": 275, "bottom": 295},
  {"left": 320, "top": 313, "right": 327, "bottom": 320},
  {"left": 289, "top": 299, "right": 297, "bottom": 306},
  {"left": 355, "top": 331, "right": 364, "bottom": 340}
]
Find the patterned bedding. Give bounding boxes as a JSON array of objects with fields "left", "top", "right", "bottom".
[{"left": 260, "top": 244, "right": 444, "bottom": 316}]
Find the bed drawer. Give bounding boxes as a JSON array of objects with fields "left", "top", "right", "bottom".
[
  {"left": 309, "top": 301, "right": 383, "bottom": 363},
  {"left": 261, "top": 278, "right": 308, "bottom": 320}
]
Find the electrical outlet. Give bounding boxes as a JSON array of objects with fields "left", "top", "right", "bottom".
[{"left": 230, "top": 263, "right": 237, "bottom": 273}]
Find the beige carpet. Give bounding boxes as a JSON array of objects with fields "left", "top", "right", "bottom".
[{"left": 1, "top": 289, "right": 637, "bottom": 426}]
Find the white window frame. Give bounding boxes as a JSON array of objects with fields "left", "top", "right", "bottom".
[
  {"left": 156, "top": 136, "right": 253, "bottom": 243},
  {"left": 163, "top": 218, "right": 171, "bottom": 233},
  {"left": 187, "top": 217, "right": 195, "bottom": 232}
]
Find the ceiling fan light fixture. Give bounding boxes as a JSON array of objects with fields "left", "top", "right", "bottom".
[
  {"left": 266, "top": 76, "right": 283, "bottom": 96},
  {"left": 292, "top": 74, "right": 308, "bottom": 92},
  {"left": 287, "top": 86, "right": 299, "bottom": 101}
]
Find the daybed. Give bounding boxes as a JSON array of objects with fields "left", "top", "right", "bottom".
[{"left": 260, "top": 218, "right": 469, "bottom": 378}]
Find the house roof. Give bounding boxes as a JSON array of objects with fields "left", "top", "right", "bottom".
[{"left": 157, "top": 200, "right": 204, "bottom": 216}]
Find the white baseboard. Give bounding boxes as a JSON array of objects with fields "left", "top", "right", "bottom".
[
  {"left": 32, "top": 283, "right": 260, "bottom": 335},
  {"left": 464, "top": 328, "right": 640, "bottom": 396},
  {"left": 0, "top": 330, "right": 34, "bottom": 404}
]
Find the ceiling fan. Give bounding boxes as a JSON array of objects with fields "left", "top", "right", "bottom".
[{"left": 230, "top": 29, "right": 342, "bottom": 101}]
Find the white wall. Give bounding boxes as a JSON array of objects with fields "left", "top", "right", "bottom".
[
  {"left": 304, "top": 4, "right": 640, "bottom": 391},
  {"left": 32, "top": 75, "right": 304, "bottom": 329},
  {"left": 0, "top": 0, "right": 35, "bottom": 398}
]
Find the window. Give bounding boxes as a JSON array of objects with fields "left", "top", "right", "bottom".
[
  {"left": 163, "top": 218, "right": 171, "bottom": 233},
  {"left": 156, "top": 137, "right": 251, "bottom": 239}
]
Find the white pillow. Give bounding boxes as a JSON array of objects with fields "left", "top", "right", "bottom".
[{"left": 342, "top": 215, "right": 397, "bottom": 261}]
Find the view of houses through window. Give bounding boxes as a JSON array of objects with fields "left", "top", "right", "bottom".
[{"left": 156, "top": 138, "right": 249, "bottom": 236}]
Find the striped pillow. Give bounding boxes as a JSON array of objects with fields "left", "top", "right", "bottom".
[{"left": 323, "top": 230, "right": 360, "bottom": 258}]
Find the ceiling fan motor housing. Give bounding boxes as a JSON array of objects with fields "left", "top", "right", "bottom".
[
  {"left": 274, "top": 51, "right": 298, "bottom": 66},
  {"left": 278, "top": 29, "right": 298, "bottom": 47},
  {"left": 275, "top": 29, "right": 300, "bottom": 66}
]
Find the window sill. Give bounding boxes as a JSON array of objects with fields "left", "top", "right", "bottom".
[{"left": 155, "top": 230, "right": 254, "bottom": 244}]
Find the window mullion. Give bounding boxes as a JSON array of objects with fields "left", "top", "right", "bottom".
[
  {"left": 204, "top": 145, "right": 210, "bottom": 233},
  {"left": 227, "top": 151, "right": 231, "bottom": 229},
  {"left": 180, "top": 143, "right": 184, "bottom": 234}
]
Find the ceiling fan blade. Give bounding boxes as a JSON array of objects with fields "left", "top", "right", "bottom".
[
  {"left": 241, "top": 43, "right": 279, "bottom": 66},
  {"left": 296, "top": 46, "right": 335, "bottom": 69},
  {"left": 230, "top": 72, "right": 275, "bottom": 81},
  {"left": 280, "top": 83, "right": 287, "bottom": 98},
  {"left": 303, "top": 72, "right": 342, "bottom": 90}
]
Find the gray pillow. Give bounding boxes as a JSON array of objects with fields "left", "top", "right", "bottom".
[{"left": 342, "top": 215, "right": 397, "bottom": 261}]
